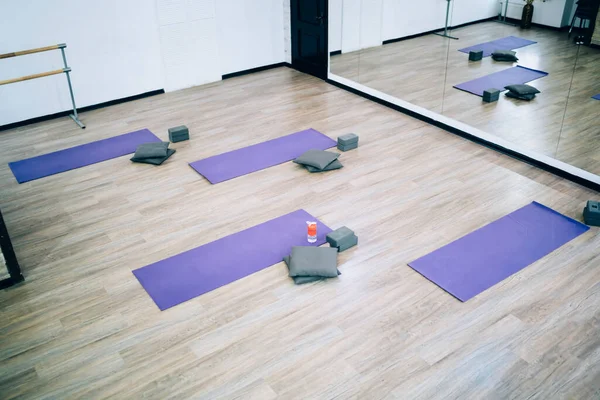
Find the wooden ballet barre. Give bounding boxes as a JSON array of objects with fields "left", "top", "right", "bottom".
[
  {"left": 0, "top": 43, "right": 84, "bottom": 128},
  {"left": 0, "top": 68, "right": 69, "bottom": 86},
  {"left": 0, "top": 43, "right": 66, "bottom": 59}
]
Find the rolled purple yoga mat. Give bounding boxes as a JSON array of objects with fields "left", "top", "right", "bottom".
[
  {"left": 189, "top": 128, "right": 337, "bottom": 184},
  {"left": 9, "top": 129, "right": 161, "bottom": 183},
  {"left": 408, "top": 202, "right": 589, "bottom": 302},
  {"left": 133, "top": 209, "right": 333, "bottom": 310}
]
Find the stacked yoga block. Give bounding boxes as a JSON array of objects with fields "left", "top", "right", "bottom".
[
  {"left": 326, "top": 226, "right": 358, "bottom": 252},
  {"left": 168, "top": 125, "right": 189, "bottom": 143},
  {"left": 337, "top": 133, "right": 358, "bottom": 151}
]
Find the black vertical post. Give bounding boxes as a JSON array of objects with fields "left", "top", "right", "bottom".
[{"left": 0, "top": 209, "right": 24, "bottom": 289}]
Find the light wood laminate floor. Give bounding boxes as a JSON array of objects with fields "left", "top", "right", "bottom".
[
  {"left": 0, "top": 68, "right": 599, "bottom": 399},
  {"left": 331, "top": 21, "right": 600, "bottom": 176}
]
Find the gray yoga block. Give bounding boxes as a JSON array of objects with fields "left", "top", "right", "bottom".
[
  {"left": 469, "top": 50, "right": 483, "bottom": 61},
  {"left": 337, "top": 234, "right": 358, "bottom": 252},
  {"left": 327, "top": 226, "right": 355, "bottom": 248},
  {"left": 338, "top": 133, "right": 359, "bottom": 146},
  {"left": 337, "top": 142, "right": 358, "bottom": 152},
  {"left": 583, "top": 200, "right": 600, "bottom": 226},
  {"left": 168, "top": 125, "right": 189, "bottom": 142},
  {"left": 483, "top": 88, "right": 501, "bottom": 103}
]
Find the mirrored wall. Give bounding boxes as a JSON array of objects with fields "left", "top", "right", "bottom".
[{"left": 329, "top": 0, "right": 600, "bottom": 180}]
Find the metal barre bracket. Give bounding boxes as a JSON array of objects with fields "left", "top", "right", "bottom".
[
  {"left": 496, "top": 0, "right": 517, "bottom": 26},
  {"left": 433, "top": 0, "right": 459, "bottom": 40},
  {"left": 0, "top": 43, "right": 85, "bottom": 129}
]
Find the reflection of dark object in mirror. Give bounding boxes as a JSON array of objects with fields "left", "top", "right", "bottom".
[
  {"left": 483, "top": 88, "right": 500, "bottom": 103},
  {"left": 505, "top": 84, "right": 540, "bottom": 101},
  {"left": 583, "top": 200, "right": 600, "bottom": 226},
  {"left": 505, "top": 92, "right": 536, "bottom": 101},
  {"left": 521, "top": 0, "right": 534, "bottom": 29},
  {"left": 469, "top": 50, "right": 483, "bottom": 61},
  {"left": 568, "top": 0, "right": 600, "bottom": 39},
  {"left": 505, "top": 84, "right": 540, "bottom": 95},
  {"left": 491, "top": 50, "right": 519, "bottom": 62}
]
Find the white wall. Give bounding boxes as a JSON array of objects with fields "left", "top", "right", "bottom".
[
  {"left": 382, "top": 0, "right": 447, "bottom": 41},
  {"left": 157, "top": 0, "right": 221, "bottom": 92},
  {"left": 503, "top": 0, "right": 572, "bottom": 28},
  {"left": 158, "top": 0, "right": 285, "bottom": 91},
  {"left": 450, "top": 0, "right": 498, "bottom": 27},
  {"left": 0, "top": 0, "right": 287, "bottom": 126},
  {"left": 0, "top": 0, "right": 164, "bottom": 126},
  {"left": 341, "top": 0, "right": 386, "bottom": 52},
  {"left": 361, "top": 0, "right": 384, "bottom": 48},
  {"left": 216, "top": 0, "right": 285, "bottom": 75},
  {"left": 336, "top": 0, "right": 498, "bottom": 53},
  {"left": 341, "top": 0, "right": 363, "bottom": 52},
  {"left": 330, "top": 0, "right": 344, "bottom": 52},
  {"left": 382, "top": 0, "right": 498, "bottom": 41},
  {"left": 284, "top": 0, "right": 292, "bottom": 63}
]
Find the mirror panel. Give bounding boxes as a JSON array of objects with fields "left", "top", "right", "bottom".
[{"left": 329, "top": 0, "right": 600, "bottom": 181}]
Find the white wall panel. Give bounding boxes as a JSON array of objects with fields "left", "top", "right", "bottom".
[
  {"left": 216, "top": 0, "right": 285, "bottom": 75},
  {"left": 0, "top": 0, "right": 164, "bottom": 126},
  {"left": 360, "top": 0, "right": 384, "bottom": 48}
]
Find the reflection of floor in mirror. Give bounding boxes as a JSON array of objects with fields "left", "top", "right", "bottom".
[
  {"left": 331, "top": 34, "right": 451, "bottom": 113},
  {"left": 330, "top": 21, "right": 600, "bottom": 175}
]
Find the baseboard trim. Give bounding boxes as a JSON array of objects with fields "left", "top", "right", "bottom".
[
  {"left": 222, "top": 62, "right": 289, "bottom": 80},
  {"left": 325, "top": 77, "right": 600, "bottom": 193},
  {"left": 382, "top": 17, "right": 496, "bottom": 45},
  {"left": 330, "top": 50, "right": 342, "bottom": 56},
  {"left": 503, "top": 17, "right": 570, "bottom": 31},
  {"left": 0, "top": 89, "right": 165, "bottom": 132}
]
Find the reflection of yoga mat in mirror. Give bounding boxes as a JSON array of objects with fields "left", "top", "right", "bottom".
[
  {"left": 593, "top": 94, "right": 600, "bottom": 100},
  {"left": 454, "top": 66, "right": 548, "bottom": 97},
  {"left": 133, "top": 209, "right": 332, "bottom": 310},
  {"left": 408, "top": 202, "right": 589, "bottom": 302},
  {"left": 9, "top": 129, "right": 161, "bottom": 183},
  {"left": 458, "top": 36, "right": 537, "bottom": 57},
  {"left": 189, "top": 128, "right": 336, "bottom": 184}
]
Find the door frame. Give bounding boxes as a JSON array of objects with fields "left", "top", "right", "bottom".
[{"left": 290, "top": 0, "right": 329, "bottom": 80}]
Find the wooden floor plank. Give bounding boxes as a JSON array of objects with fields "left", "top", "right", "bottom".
[{"left": 0, "top": 67, "right": 598, "bottom": 399}]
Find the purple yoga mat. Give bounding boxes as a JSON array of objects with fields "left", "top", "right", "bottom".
[
  {"left": 133, "top": 209, "right": 333, "bottom": 310},
  {"left": 458, "top": 36, "right": 537, "bottom": 57},
  {"left": 189, "top": 128, "right": 336, "bottom": 184},
  {"left": 9, "top": 129, "right": 161, "bottom": 183},
  {"left": 454, "top": 66, "right": 548, "bottom": 97},
  {"left": 593, "top": 94, "right": 600, "bottom": 100},
  {"left": 408, "top": 202, "right": 589, "bottom": 302}
]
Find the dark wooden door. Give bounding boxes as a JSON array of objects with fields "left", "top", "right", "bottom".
[{"left": 291, "top": 0, "right": 328, "bottom": 79}]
